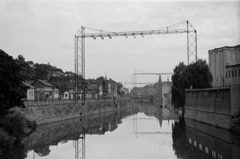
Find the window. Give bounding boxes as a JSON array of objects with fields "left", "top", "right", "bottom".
[
  {"left": 218, "top": 154, "right": 223, "bottom": 159},
  {"left": 189, "top": 138, "right": 192, "bottom": 144},
  {"left": 232, "top": 71, "right": 234, "bottom": 77},
  {"left": 199, "top": 144, "right": 202, "bottom": 150},
  {"left": 194, "top": 141, "right": 197, "bottom": 147},
  {"left": 226, "top": 72, "right": 228, "bottom": 78},
  {"left": 212, "top": 150, "right": 216, "bottom": 158},
  {"left": 235, "top": 70, "right": 237, "bottom": 77},
  {"left": 65, "top": 94, "right": 67, "bottom": 97},
  {"left": 205, "top": 147, "right": 209, "bottom": 154}
]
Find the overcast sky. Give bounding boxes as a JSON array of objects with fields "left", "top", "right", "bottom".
[{"left": 0, "top": 0, "right": 240, "bottom": 88}]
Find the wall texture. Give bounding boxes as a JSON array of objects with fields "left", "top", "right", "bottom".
[{"left": 23, "top": 99, "right": 134, "bottom": 125}]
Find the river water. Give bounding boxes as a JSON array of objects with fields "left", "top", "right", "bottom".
[{"left": 1, "top": 105, "right": 240, "bottom": 159}]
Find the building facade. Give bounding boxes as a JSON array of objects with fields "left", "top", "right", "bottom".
[
  {"left": 208, "top": 44, "right": 240, "bottom": 87},
  {"left": 225, "top": 64, "right": 240, "bottom": 86}
]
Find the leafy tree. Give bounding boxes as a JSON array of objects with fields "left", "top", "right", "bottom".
[
  {"left": 171, "top": 59, "right": 212, "bottom": 108},
  {"left": 96, "top": 76, "right": 104, "bottom": 81},
  {"left": 0, "top": 50, "right": 27, "bottom": 117},
  {"left": 34, "top": 63, "right": 48, "bottom": 80},
  {"left": 117, "top": 82, "right": 125, "bottom": 96},
  {"left": 16, "top": 55, "right": 35, "bottom": 80}
]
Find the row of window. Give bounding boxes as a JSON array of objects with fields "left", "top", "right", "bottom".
[
  {"left": 189, "top": 138, "right": 227, "bottom": 159},
  {"left": 226, "top": 69, "right": 240, "bottom": 78},
  {"left": 186, "top": 91, "right": 230, "bottom": 99}
]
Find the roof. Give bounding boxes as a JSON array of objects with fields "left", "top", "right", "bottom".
[
  {"left": 209, "top": 44, "right": 240, "bottom": 52},
  {"left": 185, "top": 87, "right": 230, "bottom": 92},
  {"left": 37, "top": 79, "right": 53, "bottom": 87},
  {"left": 87, "top": 84, "right": 100, "bottom": 90},
  {"left": 23, "top": 82, "right": 34, "bottom": 89},
  {"left": 65, "top": 71, "right": 74, "bottom": 74},
  {"left": 108, "top": 78, "right": 116, "bottom": 84},
  {"left": 88, "top": 79, "right": 104, "bottom": 85},
  {"left": 226, "top": 63, "right": 240, "bottom": 68},
  {"left": 25, "top": 80, "right": 34, "bottom": 85}
]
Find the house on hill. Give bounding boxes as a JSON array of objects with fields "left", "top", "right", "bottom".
[
  {"left": 65, "top": 71, "right": 75, "bottom": 77},
  {"left": 31, "top": 79, "right": 53, "bottom": 101},
  {"left": 57, "top": 82, "right": 75, "bottom": 100},
  {"left": 23, "top": 82, "right": 35, "bottom": 101},
  {"left": 104, "top": 78, "right": 117, "bottom": 98},
  {"left": 87, "top": 83, "right": 103, "bottom": 99}
]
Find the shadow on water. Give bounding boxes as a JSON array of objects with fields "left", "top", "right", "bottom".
[{"left": 172, "top": 117, "right": 240, "bottom": 159}]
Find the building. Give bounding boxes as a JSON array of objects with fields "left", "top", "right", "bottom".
[
  {"left": 31, "top": 79, "right": 53, "bottom": 100},
  {"left": 104, "top": 78, "right": 117, "bottom": 98},
  {"left": 23, "top": 82, "right": 35, "bottom": 101},
  {"left": 87, "top": 83, "right": 103, "bottom": 99},
  {"left": 225, "top": 64, "right": 240, "bottom": 86},
  {"left": 208, "top": 44, "right": 240, "bottom": 87}
]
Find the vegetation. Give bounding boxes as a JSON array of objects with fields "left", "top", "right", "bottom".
[
  {"left": 171, "top": 59, "right": 212, "bottom": 108},
  {"left": 117, "top": 82, "right": 125, "bottom": 96},
  {"left": 0, "top": 50, "right": 36, "bottom": 150},
  {"left": 0, "top": 50, "right": 27, "bottom": 117}
]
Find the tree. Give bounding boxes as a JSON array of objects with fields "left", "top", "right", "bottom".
[
  {"left": 16, "top": 55, "right": 35, "bottom": 80},
  {"left": 117, "top": 82, "right": 125, "bottom": 96},
  {"left": 96, "top": 76, "right": 104, "bottom": 81},
  {"left": 0, "top": 50, "right": 27, "bottom": 117},
  {"left": 34, "top": 63, "right": 48, "bottom": 80},
  {"left": 171, "top": 59, "right": 212, "bottom": 108}
]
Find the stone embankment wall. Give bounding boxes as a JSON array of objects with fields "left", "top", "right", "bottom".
[
  {"left": 24, "top": 98, "right": 134, "bottom": 125},
  {"left": 184, "top": 85, "right": 240, "bottom": 130},
  {"left": 23, "top": 107, "right": 139, "bottom": 150}
]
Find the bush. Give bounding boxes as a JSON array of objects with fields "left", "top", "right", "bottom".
[
  {"left": 0, "top": 107, "right": 37, "bottom": 147},
  {"left": 0, "top": 128, "right": 16, "bottom": 149}
]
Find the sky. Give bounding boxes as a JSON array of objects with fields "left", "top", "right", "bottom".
[{"left": 0, "top": 0, "right": 240, "bottom": 89}]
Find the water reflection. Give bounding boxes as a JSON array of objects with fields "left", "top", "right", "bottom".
[
  {"left": 1, "top": 104, "right": 240, "bottom": 159},
  {"left": 172, "top": 117, "right": 240, "bottom": 159}
]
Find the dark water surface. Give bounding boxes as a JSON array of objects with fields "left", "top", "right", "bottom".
[{"left": 1, "top": 105, "right": 239, "bottom": 159}]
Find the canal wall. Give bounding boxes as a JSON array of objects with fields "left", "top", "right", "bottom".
[
  {"left": 184, "top": 84, "right": 240, "bottom": 129},
  {"left": 23, "top": 98, "right": 135, "bottom": 125},
  {"left": 23, "top": 107, "right": 138, "bottom": 151}
]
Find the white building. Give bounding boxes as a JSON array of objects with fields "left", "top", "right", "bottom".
[
  {"left": 23, "top": 82, "right": 35, "bottom": 101},
  {"left": 208, "top": 44, "right": 240, "bottom": 87}
]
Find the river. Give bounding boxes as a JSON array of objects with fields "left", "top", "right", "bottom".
[{"left": 1, "top": 104, "right": 239, "bottom": 159}]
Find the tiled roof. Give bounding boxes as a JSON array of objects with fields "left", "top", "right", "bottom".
[
  {"left": 23, "top": 82, "right": 34, "bottom": 89},
  {"left": 38, "top": 79, "right": 53, "bottom": 87}
]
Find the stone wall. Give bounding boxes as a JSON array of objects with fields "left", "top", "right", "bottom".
[
  {"left": 23, "top": 107, "right": 139, "bottom": 151},
  {"left": 24, "top": 99, "right": 134, "bottom": 125},
  {"left": 185, "top": 87, "right": 231, "bottom": 129}
]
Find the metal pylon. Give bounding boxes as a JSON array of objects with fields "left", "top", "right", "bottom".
[
  {"left": 74, "top": 133, "right": 85, "bottom": 159},
  {"left": 75, "top": 26, "right": 86, "bottom": 114},
  {"left": 187, "top": 21, "right": 197, "bottom": 65}
]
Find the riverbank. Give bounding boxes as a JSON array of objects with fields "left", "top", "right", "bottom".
[
  {"left": 24, "top": 98, "right": 134, "bottom": 125},
  {"left": 184, "top": 85, "right": 240, "bottom": 131}
]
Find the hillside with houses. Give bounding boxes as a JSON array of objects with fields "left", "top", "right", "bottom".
[{"left": 19, "top": 56, "right": 127, "bottom": 101}]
